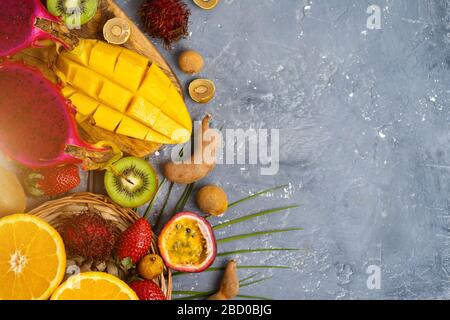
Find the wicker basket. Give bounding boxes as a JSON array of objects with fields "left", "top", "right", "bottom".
[{"left": 28, "top": 192, "right": 172, "bottom": 300}]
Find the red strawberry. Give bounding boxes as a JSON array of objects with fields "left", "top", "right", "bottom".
[
  {"left": 60, "top": 213, "right": 116, "bottom": 260},
  {"left": 115, "top": 218, "right": 152, "bottom": 267},
  {"left": 129, "top": 280, "right": 166, "bottom": 300},
  {"left": 25, "top": 165, "right": 80, "bottom": 196}
]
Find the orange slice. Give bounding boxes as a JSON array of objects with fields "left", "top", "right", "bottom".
[
  {"left": 51, "top": 272, "right": 139, "bottom": 300},
  {"left": 0, "top": 214, "right": 66, "bottom": 300}
]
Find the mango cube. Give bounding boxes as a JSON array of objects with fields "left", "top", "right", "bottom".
[
  {"left": 116, "top": 117, "right": 149, "bottom": 140},
  {"left": 127, "top": 96, "right": 161, "bottom": 127},
  {"left": 138, "top": 68, "right": 170, "bottom": 107},
  {"left": 62, "top": 39, "right": 96, "bottom": 66},
  {"left": 114, "top": 50, "right": 149, "bottom": 92},
  {"left": 145, "top": 128, "right": 172, "bottom": 144},
  {"left": 93, "top": 105, "right": 123, "bottom": 131},
  {"left": 149, "top": 63, "right": 172, "bottom": 88},
  {"left": 69, "top": 93, "right": 100, "bottom": 118},
  {"left": 61, "top": 85, "right": 76, "bottom": 98},
  {"left": 98, "top": 81, "right": 133, "bottom": 113},
  {"left": 89, "top": 41, "right": 122, "bottom": 77},
  {"left": 72, "top": 66, "right": 103, "bottom": 98},
  {"left": 153, "top": 112, "right": 190, "bottom": 143},
  {"left": 56, "top": 55, "right": 80, "bottom": 83},
  {"left": 160, "top": 85, "right": 192, "bottom": 131}
]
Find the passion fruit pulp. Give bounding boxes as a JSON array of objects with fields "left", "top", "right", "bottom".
[{"left": 158, "top": 212, "right": 216, "bottom": 273}]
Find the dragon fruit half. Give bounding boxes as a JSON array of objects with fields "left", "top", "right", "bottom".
[
  {"left": 0, "top": 0, "right": 78, "bottom": 57},
  {"left": 0, "top": 61, "right": 119, "bottom": 169}
]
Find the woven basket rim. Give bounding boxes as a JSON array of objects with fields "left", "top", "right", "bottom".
[{"left": 28, "top": 192, "right": 172, "bottom": 300}]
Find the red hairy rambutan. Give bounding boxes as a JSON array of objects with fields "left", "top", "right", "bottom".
[
  {"left": 140, "top": 0, "right": 191, "bottom": 48},
  {"left": 60, "top": 212, "right": 116, "bottom": 260}
]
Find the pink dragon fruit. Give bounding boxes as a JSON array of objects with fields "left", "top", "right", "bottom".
[
  {"left": 0, "top": 0, "right": 78, "bottom": 57},
  {"left": 0, "top": 61, "right": 119, "bottom": 169}
]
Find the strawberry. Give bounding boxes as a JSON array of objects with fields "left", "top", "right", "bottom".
[
  {"left": 25, "top": 165, "right": 80, "bottom": 197},
  {"left": 60, "top": 213, "right": 116, "bottom": 260},
  {"left": 115, "top": 218, "right": 153, "bottom": 267},
  {"left": 129, "top": 280, "right": 166, "bottom": 300}
]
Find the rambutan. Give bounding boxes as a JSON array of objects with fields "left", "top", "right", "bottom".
[
  {"left": 140, "top": 0, "right": 191, "bottom": 48},
  {"left": 60, "top": 212, "right": 116, "bottom": 260}
]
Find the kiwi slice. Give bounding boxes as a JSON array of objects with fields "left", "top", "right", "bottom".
[
  {"left": 105, "top": 157, "right": 158, "bottom": 208},
  {"left": 47, "top": 0, "right": 99, "bottom": 28}
]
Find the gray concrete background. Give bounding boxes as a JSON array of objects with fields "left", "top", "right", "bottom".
[{"left": 113, "top": 0, "right": 450, "bottom": 300}]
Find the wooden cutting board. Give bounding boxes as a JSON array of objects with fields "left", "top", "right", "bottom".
[{"left": 13, "top": 0, "right": 184, "bottom": 158}]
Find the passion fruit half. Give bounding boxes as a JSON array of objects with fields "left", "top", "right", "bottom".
[{"left": 158, "top": 212, "right": 216, "bottom": 273}]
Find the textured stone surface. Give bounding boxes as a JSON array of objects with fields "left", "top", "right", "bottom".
[{"left": 117, "top": 0, "right": 450, "bottom": 300}]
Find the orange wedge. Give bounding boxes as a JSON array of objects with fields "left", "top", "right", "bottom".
[
  {"left": 51, "top": 272, "right": 139, "bottom": 300},
  {"left": 0, "top": 214, "right": 66, "bottom": 300}
]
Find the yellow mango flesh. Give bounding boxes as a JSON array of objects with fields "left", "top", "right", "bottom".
[
  {"left": 93, "top": 105, "right": 123, "bottom": 131},
  {"left": 116, "top": 117, "right": 149, "bottom": 140},
  {"left": 56, "top": 39, "right": 192, "bottom": 144}
]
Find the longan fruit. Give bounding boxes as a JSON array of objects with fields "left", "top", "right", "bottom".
[
  {"left": 138, "top": 254, "right": 164, "bottom": 280},
  {"left": 178, "top": 50, "right": 204, "bottom": 74},
  {"left": 196, "top": 185, "right": 228, "bottom": 216}
]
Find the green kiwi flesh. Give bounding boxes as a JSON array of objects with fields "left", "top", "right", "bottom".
[
  {"left": 47, "top": 0, "right": 99, "bottom": 28},
  {"left": 105, "top": 157, "right": 158, "bottom": 208}
]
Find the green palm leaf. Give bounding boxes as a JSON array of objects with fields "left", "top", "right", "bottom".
[
  {"left": 228, "top": 184, "right": 290, "bottom": 208},
  {"left": 172, "top": 265, "right": 290, "bottom": 277},
  {"left": 154, "top": 182, "right": 174, "bottom": 229},
  {"left": 217, "top": 228, "right": 303, "bottom": 244},
  {"left": 217, "top": 248, "right": 301, "bottom": 257},
  {"left": 143, "top": 177, "right": 166, "bottom": 219},
  {"left": 237, "top": 294, "right": 272, "bottom": 300},
  {"left": 173, "top": 183, "right": 195, "bottom": 214},
  {"left": 213, "top": 205, "right": 299, "bottom": 230}
]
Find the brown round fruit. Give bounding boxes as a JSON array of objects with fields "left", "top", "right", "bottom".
[
  {"left": 188, "top": 79, "right": 215, "bottom": 104},
  {"left": 138, "top": 254, "right": 165, "bottom": 280},
  {"left": 196, "top": 185, "right": 228, "bottom": 216},
  {"left": 178, "top": 50, "right": 204, "bottom": 74},
  {"left": 158, "top": 212, "right": 216, "bottom": 273}
]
